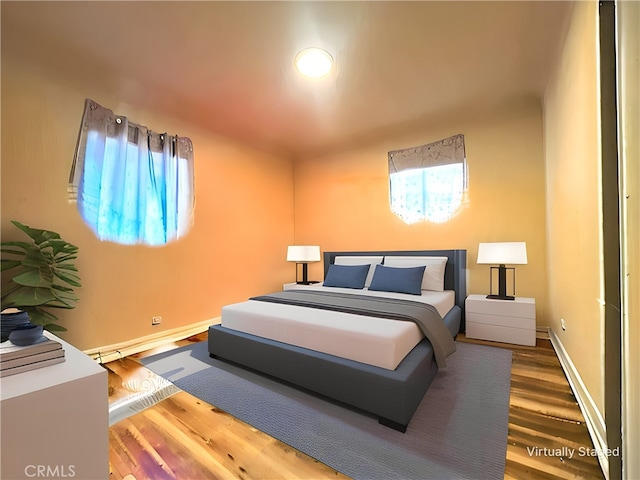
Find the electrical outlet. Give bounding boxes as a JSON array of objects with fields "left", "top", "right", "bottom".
[
  {"left": 561, "top": 318, "right": 566, "bottom": 331},
  {"left": 152, "top": 316, "right": 162, "bottom": 325}
]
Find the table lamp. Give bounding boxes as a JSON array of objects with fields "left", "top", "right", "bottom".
[
  {"left": 477, "top": 242, "right": 527, "bottom": 300},
  {"left": 287, "top": 245, "right": 321, "bottom": 285}
]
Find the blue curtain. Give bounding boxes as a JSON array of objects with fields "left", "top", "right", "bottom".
[{"left": 70, "top": 99, "right": 194, "bottom": 246}]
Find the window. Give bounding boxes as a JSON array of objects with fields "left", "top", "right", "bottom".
[
  {"left": 69, "top": 99, "right": 194, "bottom": 246},
  {"left": 388, "top": 134, "right": 467, "bottom": 224}
]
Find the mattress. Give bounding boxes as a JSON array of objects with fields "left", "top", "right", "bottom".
[{"left": 221, "top": 287, "right": 455, "bottom": 370}]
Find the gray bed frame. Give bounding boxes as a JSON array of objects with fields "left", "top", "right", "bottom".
[{"left": 208, "top": 249, "right": 467, "bottom": 432}]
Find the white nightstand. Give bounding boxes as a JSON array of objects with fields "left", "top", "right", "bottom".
[
  {"left": 465, "top": 294, "right": 536, "bottom": 346},
  {"left": 1, "top": 332, "right": 108, "bottom": 479},
  {"left": 283, "top": 282, "right": 321, "bottom": 291}
]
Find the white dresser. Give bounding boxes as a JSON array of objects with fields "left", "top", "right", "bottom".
[
  {"left": 0, "top": 331, "right": 109, "bottom": 479},
  {"left": 465, "top": 294, "right": 536, "bottom": 346}
]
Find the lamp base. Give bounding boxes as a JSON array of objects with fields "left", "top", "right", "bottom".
[{"left": 486, "top": 294, "right": 515, "bottom": 301}]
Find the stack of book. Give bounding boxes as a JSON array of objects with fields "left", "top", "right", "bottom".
[{"left": 0, "top": 337, "right": 66, "bottom": 377}]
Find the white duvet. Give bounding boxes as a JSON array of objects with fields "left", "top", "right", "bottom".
[{"left": 221, "top": 286, "right": 455, "bottom": 370}]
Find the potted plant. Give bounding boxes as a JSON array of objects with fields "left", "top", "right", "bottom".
[{"left": 1, "top": 220, "right": 81, "bottom": 338}]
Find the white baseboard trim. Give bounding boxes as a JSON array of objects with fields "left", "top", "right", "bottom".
[
  {"left": 536, "top": 326, "right": 550, "bottom": 339},
  {"left": 548, "top": 328, "right": 609, "bottom": 480},
  {"left": 84, "top": 317, "right": 220, "bottom": 364}
]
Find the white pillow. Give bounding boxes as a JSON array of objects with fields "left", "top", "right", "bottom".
[
  {"left": 383, "top": 256, "right": 448, "bottom": 291},
  {"left": 334, "top": 256, "right": 384, "bottom": 288}
]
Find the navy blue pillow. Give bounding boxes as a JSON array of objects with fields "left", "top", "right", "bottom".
[
  {"left": 368, "top": 264, "right": 426, "bottom": 295},
  {"left": 323, "top": 264, "right": 370, "bottom": 289}
]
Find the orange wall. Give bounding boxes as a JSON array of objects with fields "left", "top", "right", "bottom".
[
  {"left": 293, "top": 98, "right": 550, "bottom": 322},
  {"left": 543, "top": 0, "right": 604, "bottom": 423},
  {"left": 1, "top": 39, "right": 294, "bottom": 350}
]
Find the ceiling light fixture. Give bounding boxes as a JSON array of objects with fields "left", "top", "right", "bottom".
[{"left": 294, "top": 47, "right": 333, "bottom": 78}]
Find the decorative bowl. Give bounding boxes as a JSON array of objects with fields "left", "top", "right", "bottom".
[{"left": 9, "top": 323, "right": 45, "bottom": 346}]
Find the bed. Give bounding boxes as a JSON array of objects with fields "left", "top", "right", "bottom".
[{"left": 208, "top": 249, "right": 467, "bottom": 432}]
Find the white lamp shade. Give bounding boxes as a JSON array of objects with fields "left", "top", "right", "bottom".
[
  {"left": 287, "top": 245, "right": 321, "bottom": 262},
  {"left": 477, "top": 242, "right": 527, "bottom": 265}
]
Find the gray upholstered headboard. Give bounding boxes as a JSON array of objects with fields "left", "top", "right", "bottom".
[{"left": 323, "top": 250, "right": 467, "bottom": 330}]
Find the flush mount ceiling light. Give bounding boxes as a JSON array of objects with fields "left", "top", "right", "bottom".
[{"left": 294, "top": 47, "right": 333, "bottom": 78}]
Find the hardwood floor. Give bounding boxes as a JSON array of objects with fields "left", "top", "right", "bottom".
[
  {"left": 467, "top": 336, "right": 605, "bottom": 480},
  {"left": 106, "top": 333, "right": 604, "bottom": 480}
]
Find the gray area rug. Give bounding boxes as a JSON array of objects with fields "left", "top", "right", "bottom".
[{"left": 142, "top": 340, "right": 512, "bottom": 480}]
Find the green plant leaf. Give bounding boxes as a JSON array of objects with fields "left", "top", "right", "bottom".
[
  {"left": 51, "top": 287, "right": 79, "bottom": 304},
  {"left": 51, "top": 284, "right": 74, "bottom": 292},
  {"left": 3, "top": 287, "right": 57, "bottom": 307},
  {"left": 1, "top": 241, "right": 33, "bottom": 252},
  {"left": 1, "top": 248, "right": 31, "bottom": 259},
  {"left": 22, "top": 306, "right": 58, "bottom": 322},
  {"left": 54, "top": 254, "right": 78, "bottom": 263},
  {"left": 53, "top": 270, "right": 82, "bottom": 287},
  {"left": 54, "top": 264, "right": 79, "bottom": 272},
  {"left": 42, "top": 305, "right": 75, "bottom": 310},
  {"left": 47, "top": 300, "right": 75, "bottom": 309},
  {"left": 48, "top": 239, "right": 79, "bottom": 256},
  {"left": 21, "top": 310, "right": 47, "bottom": 326},
  {"left": 44, "top": 323, "right": 67, "bottom": 332},
  {"left": 2, "top": 221, "right": 80, "bottom": 333},
  {"left": 22, "top": 307, "right": 66, "bottom": 331},
  {"left": 11, "top": 221, "right": 61, "bottom": 245},
  {"left": 11, "top": 269, "right": 50, "bottom": 288},
  {"left": 21, "top": 248, "right": 50, "bottom": 268},
  {"left": 1, "top": 259, "right": 22, "bottom": 271},
  {"left": 21, "top": 307, "right": 47, "bottom": 325}
]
